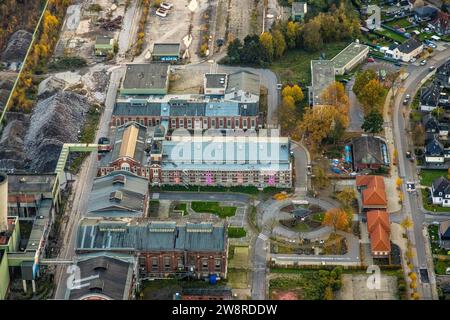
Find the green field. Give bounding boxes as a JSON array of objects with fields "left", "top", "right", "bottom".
[
  {"left": 191, "top": 201, "right": 237, "bottom": 218},
  {"left": 419, "top": 170, "right": 447, "bottom": 187},
  {"left": 270, "top": 42, "right": 349, "bottom": 85}
]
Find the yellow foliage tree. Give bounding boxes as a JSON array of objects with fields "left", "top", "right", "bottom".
[
  {"left": 320, "top": 81, "right": 350, "bottom": 116},
  {"left": 259, "top": 32, "right": 274, "bottom": 61},
  {"left": 323, "top": 208, "right": 351, "bottom": 233}
]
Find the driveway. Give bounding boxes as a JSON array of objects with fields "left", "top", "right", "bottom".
[{"left": 346, "top": 78, "right": 364, "bottom": 132}]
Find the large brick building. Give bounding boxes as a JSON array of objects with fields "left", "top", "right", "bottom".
[
  {"left": 98, "top": 122, "right": 292, "bottom": 188},
  {"left": 76, "top": 219, "right": 228, "bottom": 279},
  {"left": 112, "top": 71, "right": 262, "bottom": 130}
]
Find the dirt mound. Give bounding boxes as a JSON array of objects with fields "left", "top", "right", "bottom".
[
  {"left": 24, "top": 91, "right": 91, "bottom": 172},
  {"left": 1, "top": 30, "right": 32, "bottom": 62},
  {"left": 37, "top": 76, "right": 67, "bottom": 99},
  {"left": 0, "top": 113, "right": 30, "bottom": 171}
]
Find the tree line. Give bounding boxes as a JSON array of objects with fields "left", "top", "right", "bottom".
[
  {"left": 8, "top": 0, "right": 71, "bottom": 112},
  {"left": 225, "top": 3, "right": 361, "bottom": 66}
]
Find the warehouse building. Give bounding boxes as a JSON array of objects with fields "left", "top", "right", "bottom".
[
  {"left": 76, "top": 219, "right": 228, "bottom": 279},
  {"left": 120, "top": 63, "right": 170, "bottom": 95},
  {"left": 151, "top": 43, "right": 181, "bottom": 62},
  {"left": 331, "top": 42, "right": 370, "bottom": 75},
  {"left": 310, "top": 60, "right": 335, "bottom": 106}
]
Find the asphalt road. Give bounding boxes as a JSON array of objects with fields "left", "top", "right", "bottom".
[
  {"left": 346, "top": 78, "right": 364, "bottom": 132},
  {"left": 392, "top": 46, "right": 450, "bottom": 300}
]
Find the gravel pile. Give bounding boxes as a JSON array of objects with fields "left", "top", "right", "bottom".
[
  {"left": 24, "top": 91, "right": 91, "bottom": 172},
  {"left": 1, "top": 30, "right": 33, "bottom": 63}
]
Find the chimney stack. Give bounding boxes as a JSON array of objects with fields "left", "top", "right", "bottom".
[{"left": 0, "top": 172, "right": 8, "bottom": 233}]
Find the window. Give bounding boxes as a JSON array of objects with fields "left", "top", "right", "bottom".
[
  {"left": 227, "top": 119, "right": 231, "bottom": 128},
  {"left": 179, "top": 118, "right": 184, "bottom": 128},
  {"left": 251, "top": 119, "right": 255, "bottom": 128},
  {"left": 187, "top": 119, "right": 192, "bottom": 128},
  {"left": 243, "top": 119, "right": 247, "bottom": 128},
  {"left": 171, "top": 119, "right": 176, "bottom": 128},
  {"left": 177, "top": 257, "right": 184, "bottom": 269},
  {"left": 164, "top": 256, "right": 171, "bottom": 271},
  {"left": 201, "top": 259, "right": 209, "bottom": 271},
  {"left": 235, "top": 118, "right": 239, "bottom": 128},
  {"left": 215, "top": 259, "right": 221, "bottom": 270},
  {"left": 203, "top": 118, "right": 208, "bottom": 128},
  {"left": 219, "top": 119, "right": 224, "bottom": 128},
  {"left": 151, "top": 257, "right": 158, "bottom": 271},
  {"left": 115, "top": 118, "right": 121, "bottom": 126},
  {"left": 211, "top": 119, "right": 216, "bottom": 127}
]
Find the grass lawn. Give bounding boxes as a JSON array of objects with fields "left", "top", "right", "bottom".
[
  {"left": 227, "top": 269, "right": 250, "bottom": 289},
  {"left": 293, "top": 222, "right": 310, "bottom": 232},
  {"left": 228, "top": 227, "right": 247, "bottom": 238},
  {"left": 385, "top": 18, "right": 412, "bottom": 29},
  {"left": 173, "top": 203, "right": 187, "bottom": 215},
  {"left": 311, "top": 212, "right": 325, "bottom": 222},
  {"left": 191, "top": 201, "right": 236, "bottom": 218},
  {"left": 228, "top": 246, "right": 250, "bottom": 268},
  {"left": 270, "top": 41, "right": 349, "bottom": 85},
  {"left": 419, "top": 169, "right": 447, "bottom": 187},
  {"left": 376, "top": 28, "right": 407, "bottom": 43}
]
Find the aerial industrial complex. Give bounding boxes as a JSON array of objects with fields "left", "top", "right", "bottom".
[{"left": 2, "top": 0, "right": 450, "bottom": 303}]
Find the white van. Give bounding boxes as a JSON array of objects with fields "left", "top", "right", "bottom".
[{"left": 431, "top": 35, "right": 441, "bottom": 41}]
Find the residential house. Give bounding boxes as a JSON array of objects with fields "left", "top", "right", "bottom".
[
  {"left": 436, "top": 59, "right": 450, "bottom": 89},
  {"left": 423, "top": 113, "right": 440, "bottom": 133},
  {"left": 356, "top": 175, "right": 388, "bottom": 211},
  {"left": 420, "top": 82, "right": 442, "bottom": 111},
  {"left": 425, "top": 137, "right": 445, "bottom": 163},
  {"left": 292, "top": 2, "right": 307, "bottom": 21},
  {"left": 430, "top": 12, "right": 450, "bottom": 36},
  {"left": 366, "top": 210, "right": 391, "bottom": 258},
  {"left": 386, "top": 38, "right": 423, "bottom": 62},
  {"left": 431, "top": 176, "right": 450, "bottom": 206},
  {"left": 439, "top": 220, "right": 450, "bottom": 249},
  {"left": 414, "top": 5, "right": 439, "bottom": 21},
  {"left": 351, "top": 136, "right": 390, "bottom": 171}
]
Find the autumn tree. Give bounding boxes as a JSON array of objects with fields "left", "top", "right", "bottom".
[
  {"left": 285, "top": 21, "right": 300, "bottom": 49},
  {"left": 302, "top": 19, "right": 323, "bottom": 52},
  {"left": 336, "top": 188, "right": 356, "bottom": 209},
  {"left": 323, "top": 208, "right": 351, "bottom": 233},
  {"left": 357, "top": 79, "right": 386, "bottom": 115},
  {"left": 299, "top": 105, "right": 348, "bottom": 150},
  {"left": 272, "top": 29, "right": 286, "bottom": 59},
  {"left": 282, "top": 84, "right": 304, "bottom": 104},
  {"left": 362, "top": 111, "right": 384, "bottom": 134},
  {"left": 312, "top": 166, "right": 329, "bottom": 190},
  {"left": 320, "top": 81, "right": 350, "bottom": 115},
  {"left": 401, "top": 217, "right": 413, "bottom": 230},
  {"left": 353, "top": 69, "right": 377, "bottom": 95},
  {"left": 259, "top": 32, "right": 274, "bottom": 62},
  {"left": 278, "top": 96, "right": 298, "bottom": 136}
]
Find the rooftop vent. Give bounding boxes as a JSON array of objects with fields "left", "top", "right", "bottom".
[
  {"left": 113, "top": 174, "right": 126, "bottom": 185},
  {"left": 109, "top": 190, "right": 123, "bottom": 202}
]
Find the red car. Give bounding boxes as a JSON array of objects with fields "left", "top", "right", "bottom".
[{"left": 367, "top": 57, "right": 375, "bottom": 63}]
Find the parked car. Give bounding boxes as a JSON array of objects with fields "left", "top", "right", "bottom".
[
  {"left": 429, "top": 65, "right": 436, "bottom": 71},
  {"left": 403, "top": 99, "right": 409, "bottom": 105},
  {"left": 367, "top": 57, "right": 375, "bottom": 63},
  {"left": 160, "top": 2, "right": 173, "bottom": 9},
  {"left": 406, "top": 182, "right": 416, "bottom": 192},
  {"left": 156, "top": 8, "right": 167, "bottom": 17},
  {"left": 405, "top": 94, "right": 411, "bottom": 100},
  {"left": 409, "top": 58, "right": 416, "bottom": 63},
  {"left": 420, "top": 60, "right": 427, "bottom": 66}
]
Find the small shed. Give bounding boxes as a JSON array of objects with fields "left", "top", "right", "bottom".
[{"left": 95, "top": 36, "right": 114, "bottom": 56}]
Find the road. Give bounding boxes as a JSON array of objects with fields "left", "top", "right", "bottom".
[
  {"left": 392, "top": 46, "right": 450, "bottom": 300},
  {"left": 346, "top": 78, "right": 364, "bottom": 132}
]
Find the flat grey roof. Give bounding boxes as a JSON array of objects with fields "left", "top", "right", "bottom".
[
  {"left": 205, "top": 73, "right": 227, "bottom": 89},
  {"left": 95, "top": 35, "right": 113, "bottom": 45},
  {"left": 122, "top": 63, "right": 170, "bottom": 90},
  {"left": 311, "top": 60, "right": 335, "bottom": 105},
  {"left": 292, "top": 2, "right": 307, "bottom": 14},
  {"left": 331, "top": 42, "right": 369, "bottom": 69},
  {"left": 226, "top": 71, "right": 260, "bottom": 96},
  {"left": 152, "top": 43, "right": 181, "bottom": 56},
  {"left": 7, "top": 174, "right": 56, "bottom": 194}
]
